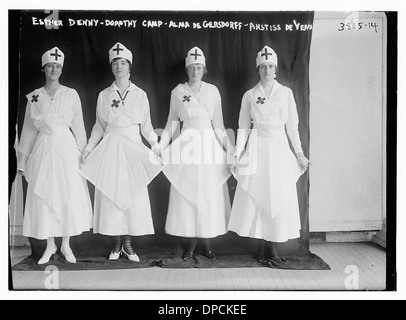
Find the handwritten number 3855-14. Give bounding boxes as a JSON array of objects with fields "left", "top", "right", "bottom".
[{"left": 338, "top": 22, "right": 378, "bottom": 33}]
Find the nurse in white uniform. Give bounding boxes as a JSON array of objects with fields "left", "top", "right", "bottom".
[
  {"left": 228, "top": 46, "right": 310, "bottom": 263},
  {"left": 17, "top": 47, "right": 93, "bottom": 265},
  {"left": 159, "top": 47, "right": 234, "bottom": 261},
  {"left": 81, "top": 43, "right": 162, "bottom": 262}
]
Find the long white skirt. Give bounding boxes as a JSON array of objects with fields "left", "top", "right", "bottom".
[
  {"left": 80, "top": 126, "right": 161, "bottom": 236},
  {"left": 93, "top": 188, "right": 155, "bottom": 236},
  {"left": 23, "top": 127, "right": 93, "bottom": 239},
  {"left": 165, "top": 183, "right": 231, "bottom": 238},
  {"left": 228, "top": 131, "right": 304, "bottom": 243},
  {"left": 162, "top": 124, "right": 231, "bottom": 238}
]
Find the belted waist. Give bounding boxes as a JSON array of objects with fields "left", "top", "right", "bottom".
[
  {"left": 105, "top": 125, "right": 140, "bottom": 135},
  {"left": 182, "top": 118, "right": 212, "bottom": 130},
  {"left": 253, "top": 123, "right": 285, "bottom": 138},
  {"left": 39, "top": 125, "right": 70, "bottom": 135}
]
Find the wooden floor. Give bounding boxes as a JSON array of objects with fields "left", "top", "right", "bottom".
[{"left": 10, "top": 242, "right": 386, "bottom": 291}]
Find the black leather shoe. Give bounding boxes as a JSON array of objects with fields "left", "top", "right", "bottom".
[
  {"left": 256, "top": 255, "right": 267, "bottom": 263},
  {"left": 204, "top": 250, "right": 216, "bottom": 260},
  {"left": 266, "top": 256, "right": 287, "bottom": 264},
  {"left": 182, "top": 251, "right": 194, "bottom": 261}
]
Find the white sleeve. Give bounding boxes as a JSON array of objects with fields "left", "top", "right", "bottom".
[
  {"left": 70, "top": 90, "right": 88, "bottom": 152},
  {"left": 234, "top": 92, "right": 252, "bottom": 157},
  {"left": 159, "top": 93, "right": 180, "bottom": 150},
  {"left": 17, "top": 101, "right": 39, "bottom": 170},
  {"left": 285, "top": 88, "right": 303, "bottom": 154},
  {"left": 140, "top": 92, "right": 158, "bottom": 147},
  {"left": 211, "top": 88, "right": 234, "bottom": 153},
  {"left": 84, "top": 92, "right": 107, "bottom": 153}
]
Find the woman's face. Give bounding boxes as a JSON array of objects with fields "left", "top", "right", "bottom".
[
  {"left": 111, "top": 58, "right": 130, "bottom": 79},
  {"left": 187, "top": 63, "right": 205, "bottom": 82},
  {"left": 43, "top": 63, "right": 62, "bottom": 81},
  {"left": 258, "top": 62, "right": 277, "bottom": 81}
]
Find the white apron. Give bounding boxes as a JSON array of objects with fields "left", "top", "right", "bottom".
[
  {"left": 228, "top": 82, "right": 305, "bottom": 243},
  {"left": 20, "top": 87, "right": 93, "bottom": 239},
  {"left": 80, "top": 82, "right": 162, "bottom": 236},
  {"left": 162, "top": 83, "right": 231, "bottom": 238}
]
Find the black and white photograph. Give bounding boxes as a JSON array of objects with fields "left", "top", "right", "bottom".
[{"left": 4, "top": 0, "right": 401, "bottom": 302}]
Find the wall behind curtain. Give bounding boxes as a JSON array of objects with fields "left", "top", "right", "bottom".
[
  {"left": 309, "top": 12, "right": 386, "bottom": 233},
  {"left": 16, "top": 10, "right": 314, "bottom": 257}
]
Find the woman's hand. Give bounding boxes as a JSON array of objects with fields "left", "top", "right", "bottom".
[
  {"left": 80, "top": 150, "right": 90, "bottom": 167},
  {"left": 17, "top": 154, "right": 27, "bottom": 177},
  {"left": 296, "top": 153, "right": 310, "bottom": 171},
  {"left": 227, "top": 163, "right": 236, "bottom": 175},
  {"left": 227, "top": 156, "right": 238, "bottom": 175},
  {"left": 152, "top": 144, "right": 162, "bottom": 159}
]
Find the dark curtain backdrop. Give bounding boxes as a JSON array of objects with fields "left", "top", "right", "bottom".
[{"left": 16, "top": 10, "right": 314, "bottom": 258}]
